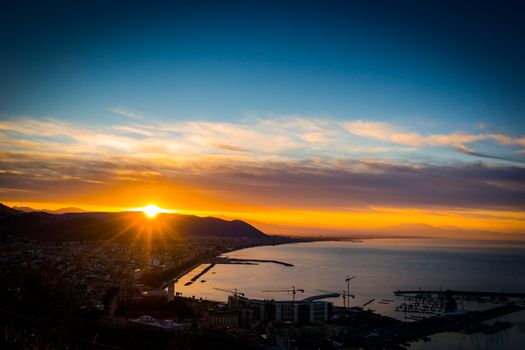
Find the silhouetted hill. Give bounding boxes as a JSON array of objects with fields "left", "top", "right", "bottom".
[
  {"left": 0, "top": 203, "right": 266, "bottom": 241},
  {"left": 0, "top": 203, "right": 21, "bottom": 215}
]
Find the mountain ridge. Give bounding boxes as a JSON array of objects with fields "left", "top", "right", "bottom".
[{"left": 0, "top": 203, "right": 266, "bottom": 241}]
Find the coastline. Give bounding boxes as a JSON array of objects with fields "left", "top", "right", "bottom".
[{"left": 160, "top": 235, "right": 314, "bottom": 289}]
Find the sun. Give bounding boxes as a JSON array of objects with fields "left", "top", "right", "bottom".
[
  {"left": 143, "top": 204, "right": 162, "bottom": 218},
  {"left": 131, "top": 204, "right": 173, "bottom": 218}
]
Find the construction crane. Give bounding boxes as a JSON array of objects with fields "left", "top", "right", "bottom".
[
  {"left": 262, "top": 286, "right": 305, "bottom": 302},
  {"left": 318, "top": 289, "right": 355, "bottom": 308},
  {"left": 345, "top": 276, "right": 356, "bottom": 308},
  {"left": 213, "top": 287, "right": 245, "bottom": 297},
  {"left": 213, "top": 288, "right": 245, "bottom": 309}
]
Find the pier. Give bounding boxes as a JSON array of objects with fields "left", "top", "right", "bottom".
[{"left": 208, "top": 256, "right": 294, "bottom": 267}]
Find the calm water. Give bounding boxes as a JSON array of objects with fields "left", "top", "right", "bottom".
[{"left": 177, "top": 238, "right": 525, "bottom": 349}]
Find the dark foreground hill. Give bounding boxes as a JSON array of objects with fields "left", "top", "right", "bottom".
[{"left": 0, "top": 203, "right": 266, "bottom": 241}]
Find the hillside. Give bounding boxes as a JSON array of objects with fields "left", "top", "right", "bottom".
[
  {"left": 0, "top": 203, "right": 266, "bottom": 241},
  {"left": 0, "top": 203, "right": 21, "bottom": 215}
]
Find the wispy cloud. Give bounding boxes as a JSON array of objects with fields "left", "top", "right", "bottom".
[
  {"left": 1, "top": 115, "right": 525, "bottom": 164},
  {"left": 452, "top": 144, "right": 515, "bottom": 161},
  {"left": 344, "top": 120, "right": 424, "bottom": 146},
  {"left": 344, "top": 119, "right": 525, "bottom": 157},
  {"left": 109, "top": 107, "right": 148, "bottom": 120}
]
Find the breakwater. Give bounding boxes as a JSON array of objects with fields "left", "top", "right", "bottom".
[
  {"left": 184, "top": 263, "right": 216, "bottom": 286},
  {"left": 209, "top": 256, "right": 294, "bottom": 267}
]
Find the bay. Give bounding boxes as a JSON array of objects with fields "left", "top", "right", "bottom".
[{"left": 176, "top": 238, "right": 525, "bottom": 349}]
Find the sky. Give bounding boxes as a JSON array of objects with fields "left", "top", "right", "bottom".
[{"left": 1, "top": 0, "right": 525, "bottom": 236}]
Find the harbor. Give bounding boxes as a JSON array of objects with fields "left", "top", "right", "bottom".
[
  {"left": 180, "top": 256, "right": 295, "bottom": 287},
  {"left": 171, "top": 239, "right": 525, "bottom": 349}
]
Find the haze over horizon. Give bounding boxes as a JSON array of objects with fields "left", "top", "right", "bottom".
[{"left": 1, "top": 1, "right": 525, "bottom": 237}]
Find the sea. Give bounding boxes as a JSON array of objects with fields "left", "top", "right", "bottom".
[{"left": 176, "top": 238, "right": 525, "bottom": 349}]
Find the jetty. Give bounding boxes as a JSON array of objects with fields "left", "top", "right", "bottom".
[
  {"left": 208, "top": 256, "right": 294, "bottom": 267},
  {"left": 184, "top": 263, "right": 216, "bottom": 286}
]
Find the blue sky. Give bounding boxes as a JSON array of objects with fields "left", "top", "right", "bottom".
[{"left": 2, "top": 0, "right": 525, "bottom": 131}]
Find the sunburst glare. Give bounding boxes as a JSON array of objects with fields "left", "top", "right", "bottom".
[{"left": 130, "top": 204, "right": 174, "bottom": 218}]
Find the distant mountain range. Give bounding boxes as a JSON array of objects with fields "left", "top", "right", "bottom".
[
  {"left": 376, "top": 223, "right": 519, "bottom": 240},
  {"left": 255, "top": 219, "right": 520, "bottom": 240},
  {"left": 0, "top": 203, "right": 266, "bottom": 241},
  {"left": 12, "top": 206, "right": 89, "bottom": 214}
]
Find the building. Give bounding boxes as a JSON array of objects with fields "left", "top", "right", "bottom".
[
  {"left": 205, "top": 309, "right": 239, "bottom": 329},
  {"left": 228, "top": 294, "right": 334, "bottom": 325},
  {"left": 167, "top": 279, "right": 177, "bottom": 302}
]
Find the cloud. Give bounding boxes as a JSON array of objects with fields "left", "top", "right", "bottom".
[
  {"left": 344, "top": 120, "right": 425, "bottom": 147},
  {"left": 1, "top": 148, "right": 525, "bottom": 212},
  {"left": 2, "top": 115, "right": 524, "bottom": 161},
  {"left": 1, "top": 114, "right": 525, "bottom": 204},
  {"left": 213, "top": 143, "right": 250, "bottom": 152},
  {"left": 109, "top": 107, "right": 147, "bottom": 120},
  {"left": 112, "top": 125, "right": 153, "bottom": 137},
  {"left": 487, "top": 133, "right": 525, "bottom": 147},
  {"left": 452, "top": 144, "right": 514, "bottom": 161},
  {"left": 343, "top": 120, "right": 525, "bottom": 158}
]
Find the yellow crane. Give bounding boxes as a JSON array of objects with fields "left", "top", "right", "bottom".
[{"left": 262, "top": 286, "right": 305, "bottom": 302}]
